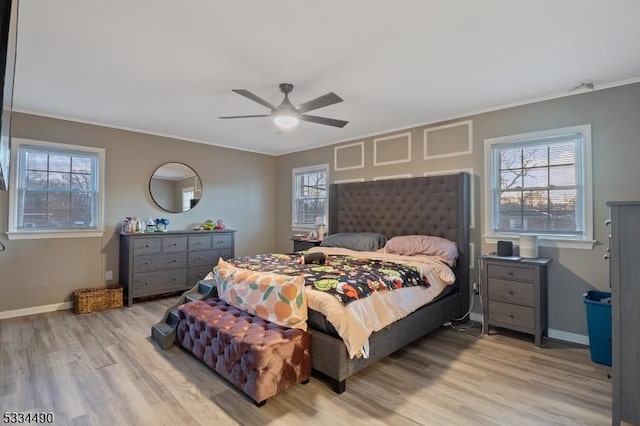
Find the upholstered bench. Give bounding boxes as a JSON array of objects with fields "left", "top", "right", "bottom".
[{"left": 176, "top": 298, "right": 311, "bottom": 406}]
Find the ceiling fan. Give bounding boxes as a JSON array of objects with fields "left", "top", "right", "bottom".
[{"left": 219, "top": 83, "right": 348, "bottom": 129}]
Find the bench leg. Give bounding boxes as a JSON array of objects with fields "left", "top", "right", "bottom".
[{"left": 255, "top": 399, "right": 266, "bottom": 408}]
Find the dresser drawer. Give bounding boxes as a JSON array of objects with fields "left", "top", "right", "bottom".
[
  {"left": 133, "top": 238, "right": 161, "bottom": 255},
  {"left": 486, "top": 263, "right": 534, "bottom": 282},
  {"left": 132, "top": 269, "right": 187, "bottom": 296},
  {"left": 188, "top": 249, "right": 224, "bottom": 267},
  {"left": 488, "top": 278, "right": 534, "bottom": 307},
  {"left": 211, "top": 234, "right": 233, "bottom": 249},
  {"left": 188, "top": 264, "right": 214, "bottom": 284},
  {"left": 189, "top": 235, "right": 211, "bottom": 251},
  {"left": 489, "top": 301, "right": 534, "bottom": 331},
  {"left": 134, "top": 252, "right": 187, "bottom": 272},
  {"left": 162, "top": 236, "right": 187, "bottom": 252}
]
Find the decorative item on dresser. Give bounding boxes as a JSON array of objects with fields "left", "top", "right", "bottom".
[
  {"left": 480, "top": 255, "right": 551, "bottom": 347},
  {"left": 119, "top": 230, "right": 235, "bottom": 306},
  {"left": 607, "top": 201, "right": 640, "bottom": 426},
  {"left": 292, "top": 237, "right": 322, "bottom": 252}
]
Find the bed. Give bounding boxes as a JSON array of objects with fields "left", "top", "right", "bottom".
[
  {"left": 168, "top": 172, "right": 470, "bottom": 396},
  {"left": 303, "top": 172, "right": 470, "bottom": 393}
]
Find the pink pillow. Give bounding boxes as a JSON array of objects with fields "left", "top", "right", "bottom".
[{"left": 384, "top": 235, "right": 458, "bottom": 266}]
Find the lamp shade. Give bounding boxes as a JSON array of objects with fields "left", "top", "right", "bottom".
[{"left": 519, "top": 234, "right": 538, "bottom": 258}]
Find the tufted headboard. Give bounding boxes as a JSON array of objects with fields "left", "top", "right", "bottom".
[{"left": 327, "top": 173, "right": 470, "bottom": 304}]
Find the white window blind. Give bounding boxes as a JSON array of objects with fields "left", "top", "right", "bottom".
[
  {"left": 16, "top": 144, "right": 100, "bottom": 230},
  {"left": 292, "top": 165, "right": 328, "bottom": 227},
  {"left": 484, "top": 124, "right": 593, "bottom": 247}
]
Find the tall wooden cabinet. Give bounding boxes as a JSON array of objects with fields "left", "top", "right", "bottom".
[
  {"left": 607, "top": 201, "right": 640, "bottom": 425},
  {"left": 119, "top": 230, "right": 235, "bottom": 306}
]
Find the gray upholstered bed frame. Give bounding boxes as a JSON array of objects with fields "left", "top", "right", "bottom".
[{"left": 312, "top": 172, "right": 470, "bottom": 393}]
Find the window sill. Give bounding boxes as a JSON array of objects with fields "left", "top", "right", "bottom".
[
  {"left": 6, "top": 229, "right": 105, "bottom": 240},
  {"left": 483, "top": 235, "right": 597, "bottom": 250}
]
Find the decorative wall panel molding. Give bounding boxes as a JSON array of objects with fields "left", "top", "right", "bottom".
[
  {"left": 372, "top": 174, "right": 411, "bottom": 181},
  {"left": 373, "top": 132, "right": 411, "bottom": 166},
  {"left": 333, "top": 178, "right": 365, "bottom": 184},
  {"left": 334, "top": 141, "right": 365, "bottom": 171},
  {"left": 424, "top": 120, "right": 473, "bottom": 159}
]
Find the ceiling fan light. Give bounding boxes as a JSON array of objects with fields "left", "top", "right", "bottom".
[{"left": 273, "top": 114, "right": 299, "bottom": 129}]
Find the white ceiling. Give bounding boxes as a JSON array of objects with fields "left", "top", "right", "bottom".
[{"left": 12, "top": 1, "right": 640, "bottom": 155}]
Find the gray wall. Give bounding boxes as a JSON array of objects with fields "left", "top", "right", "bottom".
[
  {"left": 276, "top": 82, "right": 640, "bottom": 337},
  {"left": 0, "top": 113, "right": 277, "bottom": 311}
]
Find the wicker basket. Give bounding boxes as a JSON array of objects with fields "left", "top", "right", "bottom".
[{"left": 73, "top": 285, "right": 123, "bottom": 313}]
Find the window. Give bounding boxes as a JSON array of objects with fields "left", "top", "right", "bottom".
[
  {"left": 182, "top": 187, "right": 195, "bottom": 212},
  {"left": 484, "top": 125, "right": 594, "bottom": 249},
  {"left": 292, "top": 164, "right": 328, "bottom": 228},
  {"left": 8, "top": 138, "right": 105, "bottom": 239}
]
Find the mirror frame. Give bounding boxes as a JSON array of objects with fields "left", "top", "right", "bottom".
[{"left": 149, "top": 162, "right": 202, "bottom": 213}]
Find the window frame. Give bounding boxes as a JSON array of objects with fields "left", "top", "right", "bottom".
[
  {"left": 291, "top": 163, "right": 329, "bottom": 230},
  {"left": 7, "top": 138, "right": 105, "bottom": 240},
  {"left": 483, "top": 125, "right": 595, "bottom": 249}
]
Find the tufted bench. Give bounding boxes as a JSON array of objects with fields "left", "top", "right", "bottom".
[{"left": 176, "top": 298, "right": 311, "bottom": 406}]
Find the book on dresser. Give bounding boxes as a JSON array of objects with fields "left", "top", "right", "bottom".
[{"left": 119, "top": 230, "right": 235, "bottom": 306}]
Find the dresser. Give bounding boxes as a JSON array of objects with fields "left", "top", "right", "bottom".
[
  {"left": 481, "top": 256, "right": 551, "bottom": 347},
  {"left": 607, "top": 201, "right": 640, "bottom": 425},
  {"left": 119, "top": 230, "right": 235, "bottom": 306}
]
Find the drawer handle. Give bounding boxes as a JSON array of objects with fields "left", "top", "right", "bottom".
[
  {"left": 195, "top": 242, "right": 202, "bottom": 245},
  {"left": 145, "top": 244, "right": 150, "bottom": 248},
  {"left": 604, "top": 254, "right": 610, "bottom": 260},
  {"left": 173, "top": 277, "right": 177, "bottom": 281},
  {"left": 507, "top": 270, "right": 514, "bottom": 276},
  {"left": 171, "top": 243, "right": 177, "bottom": 246},
  {"left": 216, "top": 240, "right": 224, "bottom": 245},
  {"left": 198, "top": 256, "right": 203, "bottom": 260},
  {"left": 173, "top": 258, "right": 178, "bottom": 262},
  {"left": 507, "top": 289, "right": 514, "bottom": 295},
  {"left": 507, "top": 312, "right": 514, "bottom": 318},
  {"left": 145, "top": 261, "right": 151, "bottom": 265},
  {"left": 145, "top": 280, "right": 150, "bottom": 285}
]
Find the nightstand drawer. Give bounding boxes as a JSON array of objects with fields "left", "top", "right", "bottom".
[
  {"left": 488, "top": 278, "right": 534, "bottom": 307},
  {"left": 489, "top": 301, "right": 534, "bottom": 331},
  {"left": 487, "top": 263, "right": 534, "bottom": 282}
]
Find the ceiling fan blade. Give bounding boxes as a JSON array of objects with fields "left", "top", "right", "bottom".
[
  {"left": 301, "top": 114, "right": 349, "bottom": 128},
  {"left": 219, "top": 114, "right": 271, "bottom": 119},
  {"left": 297, "top": 92, "right": 343, "bottom": 113},
  {"left": 232, "top": 89, "right": 277, "bottom": 110}
]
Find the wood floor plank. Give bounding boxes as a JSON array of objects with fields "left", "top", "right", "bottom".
[{"left": 0, "top": 297, "right": 612, "bottom": 425}]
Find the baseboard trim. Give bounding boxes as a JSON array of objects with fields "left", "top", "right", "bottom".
[
  {"left": 547, "top": 328, "right": 589, "bottom": 346},
  {"left": 0, "top": 301, "right": 73, "bottom": 320},
  {"left": 467, "top": 313, "right": 589, "bottom": 346}
]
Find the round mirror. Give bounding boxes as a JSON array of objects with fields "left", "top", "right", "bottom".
[{"left": 149, "top": 162, "right": 201, "bottom": 212}]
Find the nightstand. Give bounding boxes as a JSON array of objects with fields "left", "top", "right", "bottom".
[
  {"left": 292, "top": 238, "right": 322, "bottom": 252},
  {"left": 480, "top": 255, "right": 551, "bottom": 347}
]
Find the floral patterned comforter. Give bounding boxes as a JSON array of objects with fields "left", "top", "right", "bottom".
[{"left": 228, "top": 253, "right": 429, "bottom": 305}]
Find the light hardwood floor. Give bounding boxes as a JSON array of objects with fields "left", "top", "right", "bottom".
[{"left": 0, "top": 297, "right": 611, "bottom": 425}]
